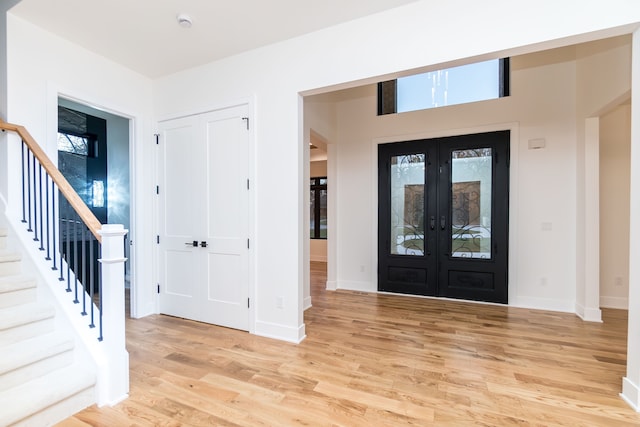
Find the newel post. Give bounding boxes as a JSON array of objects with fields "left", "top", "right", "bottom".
[{"left": 97, "top": 224, "right": 129, "bottom": 406}]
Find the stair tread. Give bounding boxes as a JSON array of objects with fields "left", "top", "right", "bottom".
[
  {"left": 0, "top": 363, "right": 96, "bottom": 426},
  {"left": 0, "top": 302, "right": 56, "bottom": 331},
  {"left": 0, "top": 331, "right": 74, "bottom": 375},
  {"left": 0, "top": 274, "right": 37, "bottom": 293}
]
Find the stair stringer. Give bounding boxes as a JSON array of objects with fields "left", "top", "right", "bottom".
[{"left": 0, "top": 210, "right": 125, "bottom": 408}]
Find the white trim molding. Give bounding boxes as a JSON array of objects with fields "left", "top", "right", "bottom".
[
  {"left": 600, "top": 296, "right": 629, "bottom": 309},
  {"left": 622, "top": 377, "right": 640, "bottom": 412}
]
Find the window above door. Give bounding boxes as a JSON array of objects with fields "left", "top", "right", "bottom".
[{"left": 378, "top": 58, "right": 510, "bottom": 115}]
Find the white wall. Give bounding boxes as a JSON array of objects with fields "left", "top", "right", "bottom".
[
  {"left": 5, "top": 14, "right": 155, "bottom": 317},
  {"left": 310, "top": 160, "right": 327, "bottom": 178},
  {"left": 576, "top": 37, "right": 633, "bottom": 117},
  {"left": 623, "top": 28, "right": 640, "bottom": 411},
  {"left": 0, "top": 1, "right": 21, "bottom": 206},
  {"left": 600, "top": 103, "right": 631, "bottom": 308}
]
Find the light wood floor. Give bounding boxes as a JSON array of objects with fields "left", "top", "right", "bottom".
[{"left": 57, "top": 262, "right": 640, "bottom": 426}]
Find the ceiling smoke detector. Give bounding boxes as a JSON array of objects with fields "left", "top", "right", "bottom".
[{"left": 177, "top": 14, "right": 192, "bottom": 28}]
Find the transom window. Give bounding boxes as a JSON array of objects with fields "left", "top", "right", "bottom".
[{"left": 378, "top": 58, "right": 510, "bottom": 115}]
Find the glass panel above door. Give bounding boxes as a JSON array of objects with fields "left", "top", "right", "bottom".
[
  {"left": 390, "top": 154, "right": 425, "bottom": 256},
  {"left": 451, "top": 148, "right": 492, "bottom": 259}
]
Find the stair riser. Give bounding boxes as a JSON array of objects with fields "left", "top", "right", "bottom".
[
  {"left": 0, "top": 318, "right": 55, "bottom": 346},
  {"left": 0, "top": 288, "right": 37, "bottom": 309},
  {"left": 0, "top": 349, "right": 74, "bottom": 392},
  {"left": 0, "top": 260, "right": 21, "bottom": 277}
]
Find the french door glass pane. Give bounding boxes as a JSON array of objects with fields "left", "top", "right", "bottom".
[
  {"left": 451, "top": 148, "right": 492, "bottom": 259},
  {"left": 390, "top": 154, "right": 425, "bottom": 256}
]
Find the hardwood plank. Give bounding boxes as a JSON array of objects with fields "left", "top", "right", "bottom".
[
  {"left": 313, "top": 381, "right": 435, "bottom": 422},
  {"left": 57, "top": 262, "right": 640, "bottom": 426}
]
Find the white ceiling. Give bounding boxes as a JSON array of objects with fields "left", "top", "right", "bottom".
[{"left": 10, "top": 0, "right": 419, "bottom": 79}]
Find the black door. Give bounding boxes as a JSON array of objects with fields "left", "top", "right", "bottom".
[{"left": 378, "top": 130, "right": 509, "bottom": 303}]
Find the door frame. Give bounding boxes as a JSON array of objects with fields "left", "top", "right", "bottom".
[
  {"left": 371, "top": 123, "right": 519, "bottom": 304},
  {"left": 47, "top": 86, "right": 139, "bottom": 315},
  {"left": 153, "top": 98, "right": 256, "bottom": 333}
]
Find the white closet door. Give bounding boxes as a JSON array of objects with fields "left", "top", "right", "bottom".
[
  {"left": 200, "top": 106, "right": 250, "bottom": 330},
  {"left": 158, "top": 104, "right": 249, "bottom": 331}
]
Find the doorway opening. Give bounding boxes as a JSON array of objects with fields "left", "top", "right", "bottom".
[
  {"left": 309, "top": 131, "right": 328, "bottom": 256},
  {"left": 307, "top": 129, "right": 330, "bottom": 309},
  {"left": 599, "top": 100, "right": 631, "bottom": 310},
  {"left": 57, "top": 98, "right": 132, "bottom": 312}
]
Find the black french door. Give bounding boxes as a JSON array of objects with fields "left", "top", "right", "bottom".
[{"left": 378, "top": 130, "right": 509, "bottom": 303}]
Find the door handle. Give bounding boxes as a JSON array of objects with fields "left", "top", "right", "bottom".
[
  {"left": 430, "top": 216, "right": 435, "bottom": 230},
  {"left": 185, "top": 241, "right": 197, "bottom": 247},
  {"left": 440, "top": 215, "right": 446, "bottom": 230},
  {"left": 200, "top": 241, "right": 208, "bottom": 248}
]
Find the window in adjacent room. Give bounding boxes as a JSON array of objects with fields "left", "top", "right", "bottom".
[
  {"left": 57, "top": 105, "right": 107, "bottom": 222},
  {"left": 57, "top": 133, "right": 90, "bottom": 156},
  {"left": 378, "top": 58, "right": 510, "bottom": 115},
  {"left": 310, "top": 177, "right": 327, "bottom": 239}
]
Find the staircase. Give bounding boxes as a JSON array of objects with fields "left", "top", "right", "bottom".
[{"left": 0, "top": 226, "right": 96, "bottom": 427}]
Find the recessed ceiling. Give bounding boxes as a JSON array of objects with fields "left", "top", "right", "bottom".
[{"left": 10, "top": 0, "right": 420, "bottom": 79}]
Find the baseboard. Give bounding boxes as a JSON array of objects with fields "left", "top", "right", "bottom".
[
  {"left": 303, "top": 296, "right": 312, "bottom": 311},
  {"left": 255, "top": 320, "right": 306, "bottom": 344},
  {"left": 336, "top": 280, "right": 375, "bottom": 292},
  {"left": 575, "top": 302, "right": 603, "bottom": 322},
  {"left": 600, "top": 296, "right": 629, "bottom": 309},
  {"left": 510, "top": 296, "right": 575, "bottom": 314},
  {"left": 621, "top": 377, "right": 640, "bottom": 412},
  {"left": 330, "top": 284, "right": 606, "bottom": 321},
  {"left": 131, "top": 301, "right": 156, "bottom": 319}
]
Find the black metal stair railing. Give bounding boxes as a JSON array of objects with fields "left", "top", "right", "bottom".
[{"left": 3, "top": 122, "right": 105, "bottom": 341}]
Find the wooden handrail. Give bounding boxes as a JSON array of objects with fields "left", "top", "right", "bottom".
[{"left": 0, "top": 120, "right": 102, "bottom": 242}]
